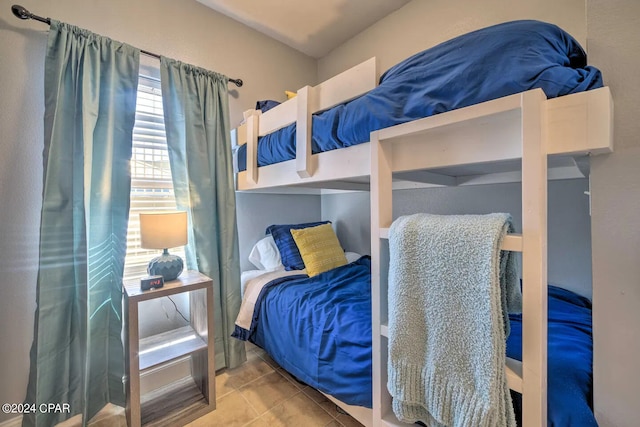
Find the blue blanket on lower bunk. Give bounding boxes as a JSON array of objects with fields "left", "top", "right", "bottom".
[
  {"left": 233, "top": 259, "right": 595, "bottom": 425},
  {"left": 237, "top": 20, "right": 602, "bottom": 171},
  {"left": 508, "top": 285, "right": 596, "bottom": 427},
  {"left": 236, "top": 256, "right": 373, "bottom": 407}
]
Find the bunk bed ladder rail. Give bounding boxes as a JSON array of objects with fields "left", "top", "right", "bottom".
[
  {"left": 520, "top": 88, "right": 548, "bottom": 427},
  {"left": 370, "top": 89, "right": 549, "bottom": 427}
]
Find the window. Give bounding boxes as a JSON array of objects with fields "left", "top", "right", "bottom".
[{"left": 123, "top": 73, "right": 185, "bottom": 281}]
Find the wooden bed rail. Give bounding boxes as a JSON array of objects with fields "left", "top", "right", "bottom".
[
  {"left": 244, "top": 110, "right": 260, "bottom": 184},
  {"left": 296, "top": 86, "right": 314, "bottom": 178},
  {"left": 238, "top": 57, "right": 378, "bottom": 183}
]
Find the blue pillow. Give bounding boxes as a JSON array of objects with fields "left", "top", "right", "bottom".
[
  {"left": 266, "top": 221, "right": 331, "bottom": 270},
  {"left": 255, "top": 100, "right": 280, "bottom": 113}
]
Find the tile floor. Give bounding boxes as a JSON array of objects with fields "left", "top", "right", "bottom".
[
  {"left": 186, "top": 343, "right": 364, "bottom": 427},
  {"left": 55, "top": 343, "right": 364, "bottom": 427}
]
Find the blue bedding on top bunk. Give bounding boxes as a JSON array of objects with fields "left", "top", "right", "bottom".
[
  {"left": 237, "top": 19, "right": 603, "bottom": 172},
  {"left": 233, "top": 258, "right": 595, "bottom": 423}
]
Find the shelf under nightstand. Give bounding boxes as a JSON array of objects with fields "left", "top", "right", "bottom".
[{"left": 124, "top": 270, "right": 215, "bottom": 427}]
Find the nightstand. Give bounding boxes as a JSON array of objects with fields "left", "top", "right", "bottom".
[{"left": 124, "top": 271, "right": 215, "bottom": 427}]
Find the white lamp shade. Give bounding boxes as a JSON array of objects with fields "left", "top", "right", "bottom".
[{"left": 139, "top": 211, "right": 188, "bottom": 249}]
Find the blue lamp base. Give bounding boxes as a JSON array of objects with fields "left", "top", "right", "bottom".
[{"left": 148, "top": 249, "right": 184, "bottom": 282}]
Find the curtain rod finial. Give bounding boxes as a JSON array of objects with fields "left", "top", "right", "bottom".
[{"left": 11, "top": 4, "right": 31, "bottom": 20}]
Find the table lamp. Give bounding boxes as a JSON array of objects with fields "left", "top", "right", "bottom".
[{"left": 139, "top": 211, "right": 188, "bottom": 281}]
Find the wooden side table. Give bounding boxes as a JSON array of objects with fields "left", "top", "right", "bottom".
[{"left": 124, "top": 271, "right": 215, "bottom": 427}]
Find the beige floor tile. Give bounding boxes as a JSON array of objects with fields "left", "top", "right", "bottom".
[
  {"left": 238, "top": 371, "right": 302, "bottom": 414},
  {"left": 255, "top": 349, "right": 281, "bottom": 370},
  {"left": 215, "top": 370, "right": 237, "bottom": 399},
  {"left": 335, "top": 412, "right": 365, "bottom": 427},
  {"left": 224, "top": 351, "right": 275, "bottom": 389},
  {"left": 300, "top": 389, "right": 365, "bottom": 426},
  {"left": 276, "top": 367, "right": 308, "bottom": 390},
  {"left": 184, "top": 391, "right": 259, "bottom": 427},
  {"left": 244, "top": 417, "right": 271, "bottom": 427},
  {"left": 301, "top": 386, "right": 340, "bottom": 416},
  {"left": 55, "top": 404, "right": 126, "bottom": 427},
  {"left": 260, "top": 392, "right": 335, "bottom": 427}
]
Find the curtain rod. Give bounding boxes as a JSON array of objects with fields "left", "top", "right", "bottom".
[{"left": 11, "top": 4, "right": 244, "bottom": 88}]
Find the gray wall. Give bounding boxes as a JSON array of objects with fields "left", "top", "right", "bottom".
[
  {"left": 0, "top": 0, "right": 317, "bottom": 422},
  {"left": 317, "top": 0, "right": 586, "bottom": 81},
  {"left": 322, "top": 179, "right": 593, "bottom": 299},
  {"left": 587, "top": 1, "right": 640, "bottom": 426},
  {"left": 236, "top": 193, "right": 321, "bottom": 271},
  {"left": 321, "top": 192, "right": 371, "bottom": 255}
]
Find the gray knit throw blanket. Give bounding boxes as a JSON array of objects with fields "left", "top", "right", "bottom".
[{"left": 388, "top": 213, "right": 521, "bottom": 427}]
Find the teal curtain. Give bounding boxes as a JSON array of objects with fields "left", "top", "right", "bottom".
[
  {"left": 160, "top": 57, "right": 245, "bottom": 370},
  {"left": 24, "top": 21, "right": 139, "bottom": 427}
]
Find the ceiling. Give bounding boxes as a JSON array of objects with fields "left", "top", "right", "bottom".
[{"left": 196, "top": 0, "right": 411, "bottom": 58}]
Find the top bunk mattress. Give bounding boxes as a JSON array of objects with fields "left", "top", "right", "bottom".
[{"left": 236, "top": 20, "right": 602, "bottom": 172}]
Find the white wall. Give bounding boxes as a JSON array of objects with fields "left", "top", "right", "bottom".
[
  {"left": 587, "top": 1, "right": 640, "bottom": 426},
  {"left": 0, "top": 0, "right": 317, "bottom": 422}
]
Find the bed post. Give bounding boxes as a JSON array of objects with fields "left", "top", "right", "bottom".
[
  {"left": 244, "top": 109, "right": 261, "bottom": 184},
  {"left": 520, "top": 89, "right": 548, "bottom": 427},
  {"left": 370, "top": 131, "right": 393, "bottom": 427},
  {"left": 296, "top": 85, "right": 316, "bottom": 178}
]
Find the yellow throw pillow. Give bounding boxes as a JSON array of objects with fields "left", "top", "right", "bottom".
[{"left": 290, "top": 223, "right": 347, "bottom": 277}]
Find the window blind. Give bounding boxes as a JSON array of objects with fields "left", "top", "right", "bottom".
[{"left": 123, "top": 74, "right": 185, "bottom": 281}]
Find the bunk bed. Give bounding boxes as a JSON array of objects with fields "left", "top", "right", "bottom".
[{"left": 232, "top": 20, "right": 613, "bottom": 427}]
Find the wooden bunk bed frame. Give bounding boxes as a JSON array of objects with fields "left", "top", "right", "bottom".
[{"left": 233, "top": 58, "right": 613, "bottom": 427}]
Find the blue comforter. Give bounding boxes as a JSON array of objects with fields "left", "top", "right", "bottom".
[
  {"left": 233, "top": 260, "right": 595, "bottom": 423},
  {"left": 238, "top": 257, "right": 373, "bottom": 407},
  {"left": 237, "top": 20, "right": 602, "bottom": 171},
  {"left": 508, "top": 285, "right": 596, "bottom": 426}
]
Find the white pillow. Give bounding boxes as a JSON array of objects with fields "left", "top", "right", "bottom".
[
  {"left": 345, "top": 251, "right": 362, "bottom": 263},
  {"left": 248, "top": 235, "right": 283, "bottom": 271}
]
